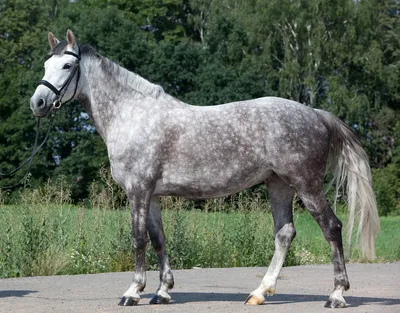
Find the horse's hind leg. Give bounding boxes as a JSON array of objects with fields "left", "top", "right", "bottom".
[
  {"left": 246, "top": 173, "right": 296, "bottom": 305},
  {"left": 147, "top": 197, "right": 174, "bottom": 304},
  {"left": 299, "top": 190, "right": 349, "bottom": 308}
]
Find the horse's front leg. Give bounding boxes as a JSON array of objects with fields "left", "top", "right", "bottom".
[
  {"left": 148, "top": 197, "right": 174, "bottom": 304},
  {"left": 119, "top": 190, "right": 151, "bottom": 306}
]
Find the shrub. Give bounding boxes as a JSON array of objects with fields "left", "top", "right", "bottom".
[{"left": 372, "top": 163, "right": 400, "bottom": 215}]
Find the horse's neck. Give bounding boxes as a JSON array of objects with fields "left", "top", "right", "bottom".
[{"left": 79, "top": 58, "right": 162, "bottom": 139}]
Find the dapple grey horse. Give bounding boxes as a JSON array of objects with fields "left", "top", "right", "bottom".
[{"left": 30, "top": 30, "right": 380, "bottom": 308}]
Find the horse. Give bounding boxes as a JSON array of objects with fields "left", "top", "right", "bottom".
[{"left": 30, "top": 30, "right": 380, "bottom": 308}]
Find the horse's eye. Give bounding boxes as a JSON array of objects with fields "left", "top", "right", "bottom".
[{"left": 63, "top": 63, "right": 72, "bottom": 70}]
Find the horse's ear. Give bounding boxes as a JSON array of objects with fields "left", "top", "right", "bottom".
[
  {"left": 66, "top": 29, "right": 76, "bottom": 48},
  {"left": 48, "top": 32, "right": 59, "bottom": 50}
]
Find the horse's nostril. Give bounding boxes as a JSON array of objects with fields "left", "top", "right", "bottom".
[{"left": 37, "top": 98, "right": 45, "bottom": 108}]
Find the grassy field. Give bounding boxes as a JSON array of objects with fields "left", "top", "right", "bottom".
[{"left": 1, "top": 195, "right": 399, "bottom": 278}]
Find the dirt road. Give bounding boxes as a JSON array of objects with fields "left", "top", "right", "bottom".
[{"left": 1, "top": 263, "right": 399, "bottom": 313}]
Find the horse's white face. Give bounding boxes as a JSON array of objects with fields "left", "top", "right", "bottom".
[{"left": 30, "top": 30, "right": 81, "bottom": 117}]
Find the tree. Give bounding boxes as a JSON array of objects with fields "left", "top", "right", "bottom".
[
  {"left": 0, "top": 0, "right": 53, "bottom": 188},
  {"left": 0, "top": 0, "right": 398, "bottom": 208}
]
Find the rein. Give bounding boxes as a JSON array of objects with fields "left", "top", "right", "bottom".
[
  {"left": 0, "top": 115, "right": 55, "bottom": 190},
  {"left": 0, "top": 47, "right": 81, "bottom": 190}
]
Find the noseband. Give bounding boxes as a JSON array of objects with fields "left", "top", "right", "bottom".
[{"left": 38, "top": 46, "right": 81, "bottom": 110}]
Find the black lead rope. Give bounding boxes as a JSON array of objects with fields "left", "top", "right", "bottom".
[
  {"left": 0, "top": 115, "right": 55, "bottom": 190},
  {"left": 0, "top": 47, "right": 81, "bottom": 190}
]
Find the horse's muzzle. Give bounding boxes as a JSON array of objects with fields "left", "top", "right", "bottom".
[{"left": 30, "top": 95, "right": 51, "bottom": 117}]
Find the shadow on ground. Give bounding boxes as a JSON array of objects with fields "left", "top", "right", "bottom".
[
  {"left": 0, "top": 290, "right": 38, "bottom": 298},
  {"left": 3, "top": 289, "right": 399, "bottom": 309},
  {"left": 140, "top": 292, "right": 400, "bottom": 308}
]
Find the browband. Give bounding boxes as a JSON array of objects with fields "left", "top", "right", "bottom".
[{"left": 64, "top": 50, "right": 81, "bottom": 60}]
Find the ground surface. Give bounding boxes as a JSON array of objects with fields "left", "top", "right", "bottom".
[{"left": 1, "top": 263, "right": 399, "bottom": 313}]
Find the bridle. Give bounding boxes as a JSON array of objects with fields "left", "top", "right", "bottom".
[{"left": 38, "top": 46, "right": 81, "bottom": 111}]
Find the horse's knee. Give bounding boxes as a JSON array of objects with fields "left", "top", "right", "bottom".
[
  {"left": 133, "top": 237, "right": 147, "bottom": 251},
  {"left": 275, "top": 223, "right": 296, "bottom": 248}
]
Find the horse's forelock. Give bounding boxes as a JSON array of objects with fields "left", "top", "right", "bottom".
[
  {"left": 51, "top": 40, "right": 68, "bottom": 55},
  {"left": 50, "top": 41, "right": 98, "bottom": 59}
]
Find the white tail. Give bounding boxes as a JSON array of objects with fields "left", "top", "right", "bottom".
[{"left": 315, "top": 109, "right": 380, "bottom": 260}]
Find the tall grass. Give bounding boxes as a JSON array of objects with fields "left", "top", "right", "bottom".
[{"left": 0, "top": 176, "right": 399, "bottom": 279}]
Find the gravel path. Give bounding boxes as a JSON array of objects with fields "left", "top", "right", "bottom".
[{"left": 1, "top": 263, "right": 399, "bottom": 313}]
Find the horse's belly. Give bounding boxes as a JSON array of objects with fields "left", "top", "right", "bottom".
[{"left": 153, "top": 167, "right": 273, "bottom": 199}]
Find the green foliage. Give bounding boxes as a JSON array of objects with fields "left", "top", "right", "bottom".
[
  {"left": 19, "top": 175, "right": 72, "bottom": 206},
  {"left": 0, "top": 0, "right": 51, "bottom": 188},
  {"left": 372, "top": 163, "right": 400, "bottom": 216},
  {"left": 0, "top": 0, "right": 399, "bottom": 207}
]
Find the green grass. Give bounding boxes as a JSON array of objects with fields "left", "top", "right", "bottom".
[
  {"left": 293, "top": 212, "right": 400, "bottom": 263},
  {"left": 373, "top": 216, "right": 400, "bottom": 261},
  {"left": 0, "top": 198, "right": 399, "bottom": 279}
]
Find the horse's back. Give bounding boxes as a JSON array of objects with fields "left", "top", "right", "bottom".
[{"left": 169, "top": 96, "right": 330, "bottom": 161}]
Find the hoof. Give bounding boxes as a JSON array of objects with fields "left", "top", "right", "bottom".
[
  {"left": 149, "top": 294, "right": 171, "bottom": 305},
  {"left": 118, "top": 296, "right": 139, "bottom": 306},
  {"left": 149, "top": 290, "right": 171, "bottom": 305},
  {"left": 245, "top": 294, "right": 265, "bottom": 305},
  {"left": 324, "top": 298, "right": 346, "bottom": 308}
]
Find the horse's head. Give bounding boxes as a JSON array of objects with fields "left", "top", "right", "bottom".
[{"left": 30, "top": 29, "right": 81, "bottom": 117}]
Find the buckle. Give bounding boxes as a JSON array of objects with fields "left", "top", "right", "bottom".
[{"left": 53, "top": 99, "right": 62, "bottom": 109}]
